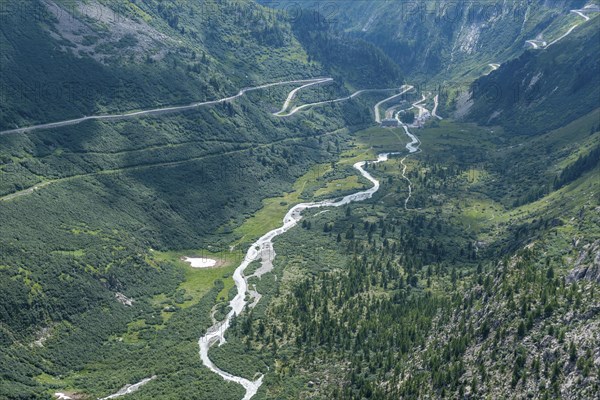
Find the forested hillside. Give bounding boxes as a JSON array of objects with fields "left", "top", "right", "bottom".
[
  {"left": 0, "top": 0, "right": 598, "bottom": 399},
  {"left": 0, "top": 0, "right": 402, "bottom": 130},
  {"left": 0, "top": 0, "right": 403, "bottom": 398},
  {"left": 464, "top": 16, "right": 600, "bottom": 135},
  {"left": 211, "top": 114, "right": 600, "bottom": 399},
  {"left": 0, "top": 0, "right": 295, "bottom": 129}
]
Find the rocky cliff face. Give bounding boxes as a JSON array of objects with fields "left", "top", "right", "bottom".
[
  {"left": 568, "top": 239, "right": 600, "bottom": 283},
  {"left": 408, "top": 244, "right": 600, "bottom": 399},
  {"left": 266, "top": 0, "right": 584, "bottom": 79},
  {"left": 463, "top": 17, "right": 599, "bottom": 135}
]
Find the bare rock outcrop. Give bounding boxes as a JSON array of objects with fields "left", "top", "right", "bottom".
[{"left": 567, "top": 240, "right": 600, "bottom": 283}]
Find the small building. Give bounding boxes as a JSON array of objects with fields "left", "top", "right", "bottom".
[{"left": 381, "top": 118, "right": 399, "bottom": 128}]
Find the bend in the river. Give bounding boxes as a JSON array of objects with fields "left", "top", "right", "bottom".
[{"left": 198, "top": 80, "right": 422, "bottom": 399}]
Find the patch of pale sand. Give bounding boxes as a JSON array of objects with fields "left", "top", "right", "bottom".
[{"left": 183, "top": 257, "right": 218, "bottom": 268}]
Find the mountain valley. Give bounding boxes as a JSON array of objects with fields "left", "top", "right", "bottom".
[{"left": 0, "top": 1, "right": 599, "bottom": 399}]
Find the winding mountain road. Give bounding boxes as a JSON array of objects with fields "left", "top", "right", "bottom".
[
  {"left": 488, "top": 63, "right": 500, "bottom": 72},
  {"left": 411, "top": 94, "right": 430, "bottom": 121},
  {"left": 0, "top": 78, "right": 396, "bottom": 203},
  {"left": 0, "top": 78, "right": 333, "bottom": 136},
  {"left": 526, "top": 7, "right": 596, "bottom": 50},
  {"left": 546, "top": 23, "right": 580, "bottom": 48},
  {"left": 526, "top": 40, "right": 545, "bottom": 49},
  {"left": 571, "top": 9, "right": 591, "bottom": 21},
  {"left": 373, "top": 85, "right": 413, "bottom": 123},
  {"left": 276, "top": 87, "right": 403, "bottom": 117},
  {"left": 273, "top": 78, "right": 333, "bottom": 116}
]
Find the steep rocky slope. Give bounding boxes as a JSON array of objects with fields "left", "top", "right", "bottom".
[
  {"left": 262, "top": 0, "right": 590, "bottom": 80},
  {"left": 463, "top": 14, "right": 600, "bottom": 134}
]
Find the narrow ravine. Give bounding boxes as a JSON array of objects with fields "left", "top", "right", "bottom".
[{"left": 198, "top": 82, "right": 422, "bottom": 399}]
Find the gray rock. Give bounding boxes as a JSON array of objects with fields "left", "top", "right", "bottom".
[{"left": 567, "top": 240, "right": 600, "bottom": 283}]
